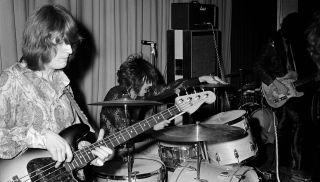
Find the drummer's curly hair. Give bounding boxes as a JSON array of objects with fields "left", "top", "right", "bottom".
[{"left": 117, "top": 54, "right": 159, "bottom": 94}]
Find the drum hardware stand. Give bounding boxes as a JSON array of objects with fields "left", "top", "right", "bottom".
[
  {"left": 195, "top": 141, "right": 208, "bottom": 182},
  {"left": 239, "top": 68, "right": 244, "bottom": 106},
  {"left": 123, "top": 95, "right": 134, "bottom": 182},
  {"left": 201, "top": 141, "right": 209, "bottom": 162}
]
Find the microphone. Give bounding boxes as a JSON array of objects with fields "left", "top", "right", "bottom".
[{"left": 141, "top": 40, "right": 155, "bottom": 45}]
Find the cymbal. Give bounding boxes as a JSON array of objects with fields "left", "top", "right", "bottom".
[
  {"left": 154, "top": 123, "right": 246, "bottom": 143},
  {"left": 88, "top": 98, "right": 162, "bottom": 107}
]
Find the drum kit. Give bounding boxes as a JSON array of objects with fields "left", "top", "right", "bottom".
[{"left": 87, "top": 86, "right": 265, "bottom": 182}]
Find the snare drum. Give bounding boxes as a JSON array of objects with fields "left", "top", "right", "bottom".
[
  {"left": 169, "top": 161, "right": 260, "bottom": 182},
  {"left": 91, "top": 157, "right": 166, "bottom": 182},
  {"left": 158, "top": 141, "right": 197, "bottom": 171},
  {"left": 203, "top": 110, "right": 258, "bottom": 166}
]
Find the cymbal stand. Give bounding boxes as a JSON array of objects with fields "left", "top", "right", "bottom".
[
  {"left": 195, "top": 141, "right": 207, "bottom": 182},
  {"left": 239, "top": 68, "right": 244, "bottom": 105},
  {"left": 123, "top": 103, "right": 133, "bottom": 182}
]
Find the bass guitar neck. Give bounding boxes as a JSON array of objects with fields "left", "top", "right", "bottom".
[{"left": 0, "top": 91, "right": 216, "bottom": 182}]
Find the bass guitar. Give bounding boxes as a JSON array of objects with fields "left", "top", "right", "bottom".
[
  {"left": 261, "top": 71, "right": 315, "bottom": 108},
  {"left": 0, "top": 91, "right": 216, "bottom": 182}
]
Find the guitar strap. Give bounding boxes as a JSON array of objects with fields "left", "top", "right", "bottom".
[
  {"left": 283, "top": 38, "right": 297, "bottom": 73},
  {"left": 63, "top": 88, "right": 92, "bottom": 128}
]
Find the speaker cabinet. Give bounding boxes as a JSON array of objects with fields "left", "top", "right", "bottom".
[
  {"left": 167, "top": 29, "right": 221, "bottom": 83},
  {"left": 171, "top": 2, "right": 218, "bottom": 30}
]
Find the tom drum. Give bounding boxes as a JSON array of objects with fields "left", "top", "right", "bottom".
[{"left": 203, "top": 110, "right": 258, "bottom": 166}]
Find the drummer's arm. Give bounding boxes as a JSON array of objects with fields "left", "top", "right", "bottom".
[{"left": 173, "top": 76, "right": 227, "bottom": 91}]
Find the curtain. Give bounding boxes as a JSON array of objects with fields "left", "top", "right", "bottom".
[
  {"left": 277, "top": 0, "right": 298, "bottom": 30},
  {"left": 0, "top": 0, "right": 231, "bottom": 128}
]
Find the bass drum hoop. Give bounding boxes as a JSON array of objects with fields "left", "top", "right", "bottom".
[
  {"left": 94, "top": 157, "right": 166, "bottom": 181},
  {"left": 169, "top": 161, "right": 260, "bottom": 182}
]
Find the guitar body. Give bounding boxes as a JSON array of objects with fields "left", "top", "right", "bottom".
[
  {"left": 262, "top": 74, "right": 304, "bottom": 108},
  {"left": 0, "top": 124, "right": 90, "bottom": 182},
  {"left": 0, "top": 149, "right": 78, "bottom": 182}
]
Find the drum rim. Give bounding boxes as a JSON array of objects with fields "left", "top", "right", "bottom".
[
  {"left": 204, "top": 110, "right": 247, "bottom": 126},
  {"left": 94, "top": 157, "right": 166, "bottom": 180},
  {"left": 225, "top": 113, "right": 247, "bottom": 126},
  {"left": 171, "top": 161, "right": 259, "bottom": 181}
]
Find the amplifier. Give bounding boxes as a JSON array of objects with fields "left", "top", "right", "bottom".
[{"left": 171, "top": 2, "right": 218, "bottom": 30}]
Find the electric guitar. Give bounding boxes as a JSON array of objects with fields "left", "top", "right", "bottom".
[
  {"left": 262, "top": 71, "right": 315, "bottom": 108},
  {"left": 0, "top": 91, "right": 216, "bottom": 182}
]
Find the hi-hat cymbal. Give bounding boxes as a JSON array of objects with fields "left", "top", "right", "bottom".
[
  {"left": 154, "top": 122, "right": 246, "bottom": 143},
  {"left": 88, "top": 98, "right": 162, "bottom": 107}
]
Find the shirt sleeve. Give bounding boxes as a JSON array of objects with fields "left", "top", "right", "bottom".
[
  {"left": 0, "top": 71, "right": 46, "bottom": 159},
  {"left": 147, "top": 77, "right": 201, "bottom": 99},
  {"left": 100, "top": 87, "right": 131, "bottom": 136},
  {"left": 254, "top": 43, "right": 276, "bottom": 85}
]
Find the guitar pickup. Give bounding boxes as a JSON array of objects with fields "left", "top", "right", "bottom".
[{"left": 274, "top": 95, "right": 288, "bottom": 103}]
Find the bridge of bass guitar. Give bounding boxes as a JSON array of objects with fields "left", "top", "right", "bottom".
[{"left": 27, "top": 157, "right": 76, "bottom": 182}]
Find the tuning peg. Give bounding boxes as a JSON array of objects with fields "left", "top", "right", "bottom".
[
  {"left": 192, "top": 87, "right": 197, "bottom": 94},
  {"left": 184, "top": 87, "right": 189, "bottom": 95}
]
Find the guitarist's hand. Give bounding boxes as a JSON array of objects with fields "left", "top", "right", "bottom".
[
  {"left": 44, "top": 130, "right": 73, "bottom": 168},
  {"left": 273, "top": 79, "right": 289, "bottom": 96},
  {"left": 90, "top": 129, "right": 114, "bottom": 166}
]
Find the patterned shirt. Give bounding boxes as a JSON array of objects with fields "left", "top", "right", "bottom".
[{"left": 0, "top": 62, "right": 79, "bottom": 159}]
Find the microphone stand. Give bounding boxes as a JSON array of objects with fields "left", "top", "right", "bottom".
[
  {"left": 150, "top": 42, "right": 157, "bottom": 67},
  {"left": 121, "top": 94, "right": 133, "bottom": 182},
  {"left": 124, "top": 103, "right": 133, "bottom": 182},
  {"left": 144, "top": 42, "right": 158, "bottom": 114}
]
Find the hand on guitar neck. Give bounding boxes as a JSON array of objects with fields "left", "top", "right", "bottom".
[{"left": 262, "top": 71, "right": 304, "bottom": 108}]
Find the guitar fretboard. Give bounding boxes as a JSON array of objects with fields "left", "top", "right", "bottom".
[{"left": 64, "top": 105, "right": 181, "bottom": 171}]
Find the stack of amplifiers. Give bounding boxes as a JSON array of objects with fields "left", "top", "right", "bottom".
[
  {"left": 167, "top": 29, "right": 221, "bottom": 83},
  {"left": 171, "top": 2, "right": 218, "bottom": 30}
]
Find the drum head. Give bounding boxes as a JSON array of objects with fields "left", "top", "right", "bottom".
[{"left": 204, "top": 110, "right": 246, "bottom": 125}]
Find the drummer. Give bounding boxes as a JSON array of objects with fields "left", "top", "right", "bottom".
[{"left": 99, "top": 53, "right": 227, "bottom": 158}]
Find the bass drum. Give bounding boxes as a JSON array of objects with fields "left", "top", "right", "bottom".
[
  {"left": 169, "top": 161, "right": 260, "bottom": 182},
  {"left": 90, "top": 157, "right": 166, "bottom": 182},
  {"left": 249, "top": 107, "right": 277, "bottom": 144}
]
